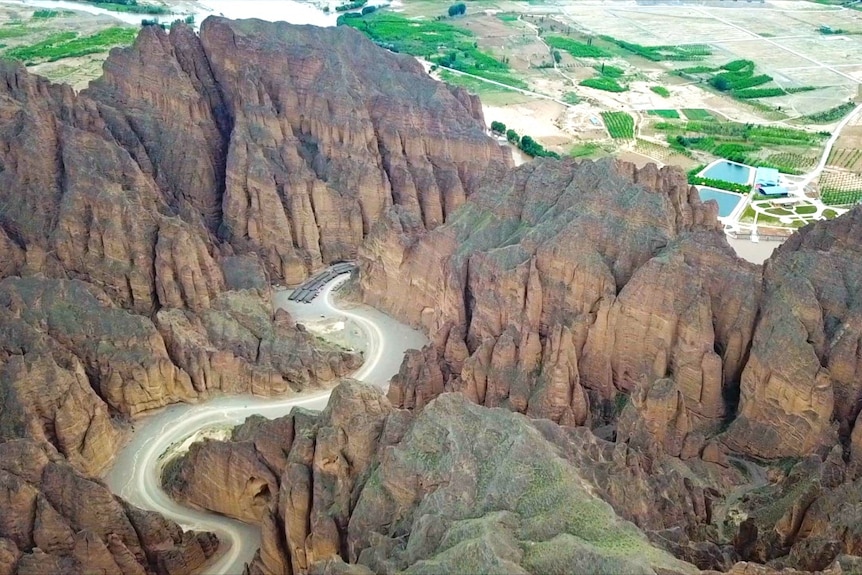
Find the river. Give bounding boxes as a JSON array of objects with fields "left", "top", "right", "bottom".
[{"left": 0, "top": 0, "right": 340, "bottom": 27}]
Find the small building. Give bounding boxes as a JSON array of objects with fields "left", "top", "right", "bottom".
[
  {"left": 754, "top": 167, "right": 780, "bottom": 187},
  {"left": 754, "top": 167, "right": 787, "bottom": 196}
]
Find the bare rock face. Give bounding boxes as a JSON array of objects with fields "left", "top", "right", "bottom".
[
  {"left": 725, "top": 209, "right": 862, "bottom": 459},
  {"left": 154, "top": 291, "right": 360, "bottom": 398},
  {"left": 361, "top": 158, "right": 759, "bottom": 433},
  {"left": 82, "top": 20, "right": 510, "bottom": 284},
  {"left": 0, "top": 440, "right": 217, "bottom": 575},
  {"left": 0, "top": 15, "right": 505, "bottom": 473},
  {"left": 0, "top": 277, "right": 196, "bottom": 418},
  {"left": 163, "top": 382, "right": 697, "bottom": 575}
]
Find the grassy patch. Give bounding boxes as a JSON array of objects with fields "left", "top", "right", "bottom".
[
  {"left": 681, "top": 108, "right": 714, "bottom": 121},
  {"left": 436, "top": 70, "right": 530, "bottom": 105},
  {"left": 5, "top": 27, "right": 137, "bottom": 64},
  {"left": 795, "top": 205, "right": 817, "bottom": 215},
  {"left": 648, "top": 109, "right": 679, "bottom": 119},
  {"left": 569, "top": 142, "right": 601, "bottom": 158},
  {"left": 600, "top": 35, "right": 710, "bottom": 61},
  {"left": 601, "top": 111, "right": 634, "bottom": 139},
  {"left": 741, "top": 205, "right": 782, "bottom": 226},
  {"left": 580, "top": 76, "right": 625, "bottom": 92},
  {"left": 342, "top": 14, "right": 525, "bottom": 88},
  {"left": 650, "top": 85, "right": 670, "bottom": 98},
  {"left": 496, "top": 13, "right": 520, "bottom": 22},
  {"left": 0, "top": 25, "right": 32, "bottom": 40},
  {"left": 562, "top": 92, "right": 580, "bottom": 105},
  {"left": 545, "top": 35, "right": 609, "bottom": 58},
  {"left": 803, "top": 101, "right": 856, "bottom": 124},
  {"left": 32, "top": 9, "right": 61, "bottom": 19},
  {"left": 823, "top": 209, "right": 839, "bottom": 218}
]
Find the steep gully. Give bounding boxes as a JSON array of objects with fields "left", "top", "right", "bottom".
[{"left": 104, "top": 268, "right": 427, "bottom": 574}]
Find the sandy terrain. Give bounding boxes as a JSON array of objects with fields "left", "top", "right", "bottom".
[
  {"left": 483, "top": 100, "right": 579, "bottom": 150},
  {"left": 727, "top": 236, "right": 782, "bottom": 264}
]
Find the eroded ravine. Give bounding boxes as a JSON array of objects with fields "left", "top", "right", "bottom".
[{"left": 103, "top": 271, "right": 427, "bottom": 574}]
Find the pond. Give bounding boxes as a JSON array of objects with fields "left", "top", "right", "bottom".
[
  {"left": 698, "top": 187, "right": 744, "bottom": 218},
  {"left": 701, "top": 160, "right": 752, "bottom": 186}
]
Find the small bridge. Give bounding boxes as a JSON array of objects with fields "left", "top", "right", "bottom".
[{"left": 287, "top": 262, "right": 356, "bottom": 304}]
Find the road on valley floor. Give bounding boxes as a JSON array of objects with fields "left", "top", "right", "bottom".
[{"left": 103, "top": 270, "right": 427, "bottom": 575}]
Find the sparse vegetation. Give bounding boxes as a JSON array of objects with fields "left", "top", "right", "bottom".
[
  {"left": 562, "top": 92, "right": 580, "bottom": 105},
  {"left": 650, "top": 85, "right": 670, "bottom": 98},
  {"left": 681, "top": 109, "right": 714, "bottom": 121},
  {"left": 655, "top": 119, "right": 826, "bottom": 167},
  {"left": 600, "top": 35, "right": 711, "bottom": 61},
  {"left": 32, "top": 9, "right": 61, "bottom": 19},
  {"left": 545, "top": 35, "right": 609, "bottom": 58},
  {"left": 601, "top": 111, "right": 634, "bottom": 139},
  {"left": 86, "top": 0, "right": 170, "bottom": 14},
  {"left": 569, "top": 141, "right": 601, "bottom": 158},
  {"left": 4, "top": 27, "right": 138, "bottom": 63},
  {"left": 0, "top": 25, "right": 32, "bottom": 40},
  {"left": 342, "top": 14, "right": 526, "bottom": 89},
  {"left": 803, "top": 101, "right": 856, "bottom": 124}
]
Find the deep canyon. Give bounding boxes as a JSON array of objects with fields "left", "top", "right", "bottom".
[{"left": 0, "top": 16, "right": 861, "bottom": 575}]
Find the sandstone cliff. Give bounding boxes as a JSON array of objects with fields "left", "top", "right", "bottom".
[
  {"left": 724, "top": 209, "right": 862, "bottom": 459},
  {"left": 0, "top": 15, "right": 507, "bottom": 476},
  {"left": 83, "top": 19, "right": 510, "bottom": 284},
  {"left": 362, "top": 158, "right": 760, "bottom": 435},
  {"left": 0, "top": 439, "right": 218, "bottom": 575},
  {"left": 164, "top": 382, "right": 699, "bottom": 575},
  {"left": 0, "top": 18, "right": 506, "bottom": 573}
]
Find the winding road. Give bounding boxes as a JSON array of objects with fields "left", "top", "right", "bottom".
[{"left": 103, "top": 270, "right": 427, "bottom": 575}]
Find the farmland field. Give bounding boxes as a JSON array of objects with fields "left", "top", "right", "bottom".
[
  {"left": 649, "top": 109, "right": 680, "bottom": 119},
  {"left": 601, "top": 112, "right": 634, "bottom": 139},
  {"left": 681, "top": 109, "right": 714, "bottom": 121}
]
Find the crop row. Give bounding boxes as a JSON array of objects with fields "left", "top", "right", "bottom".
[{"left": 601, "top": 111, "right": 634, "bottom": 139}]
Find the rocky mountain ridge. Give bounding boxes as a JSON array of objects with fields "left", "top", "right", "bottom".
[{"left": 0, "top": 16, "right": 509, "bottom": 575}]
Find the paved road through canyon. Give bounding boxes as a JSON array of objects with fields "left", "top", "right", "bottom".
[{"left": 103, "top": 269, "right": 428, "bottom": 574}]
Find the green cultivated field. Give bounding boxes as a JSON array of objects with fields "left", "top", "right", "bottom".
[
  {"left": 682, "top": 109, "right": 714, "bottom": 121},
  {"left": 649, "top": 109, "right": 679, "bottom": 119},
  {"left": 342, "top": 13, "right": 526, "bottom": 89},
  {"left": 601, "top": 111, "right": 634, "bottom": 138},
  {"left": 5, "top": 27, "right": 137, "bottom": 63},
  {"left": 545, "top": 35, "right": 609, "bottom": 58},
  {"left": 657, "top": 119, "right": 826, "bottom": 174},
  {"left": 821, "top": 189, "right": 862, "bottom": 206}
]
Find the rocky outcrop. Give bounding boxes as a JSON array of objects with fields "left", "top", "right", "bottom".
[
  {"left": 725, "top": 209, "right": 862, "bottom": 459},
  {"left": 154, "top": 291, "right": 360, "bottom": 398},
  {"left": 81, "top": 19, "right": 509, "bottom": 285},
  {"left": 0, "top": 439, "right": 218, "bottom": 575},
  {"left": 0, "top": 14, "right": 505, "bottom": 464},
  {"left": 362, "top": 159, "right": 759, "bottom": 432},
  {"left": 0, "top": 277, "right": 196, "bottom": 417},
  {"left": 164, "top": 382, "right": 698, "bottom": 575}
]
